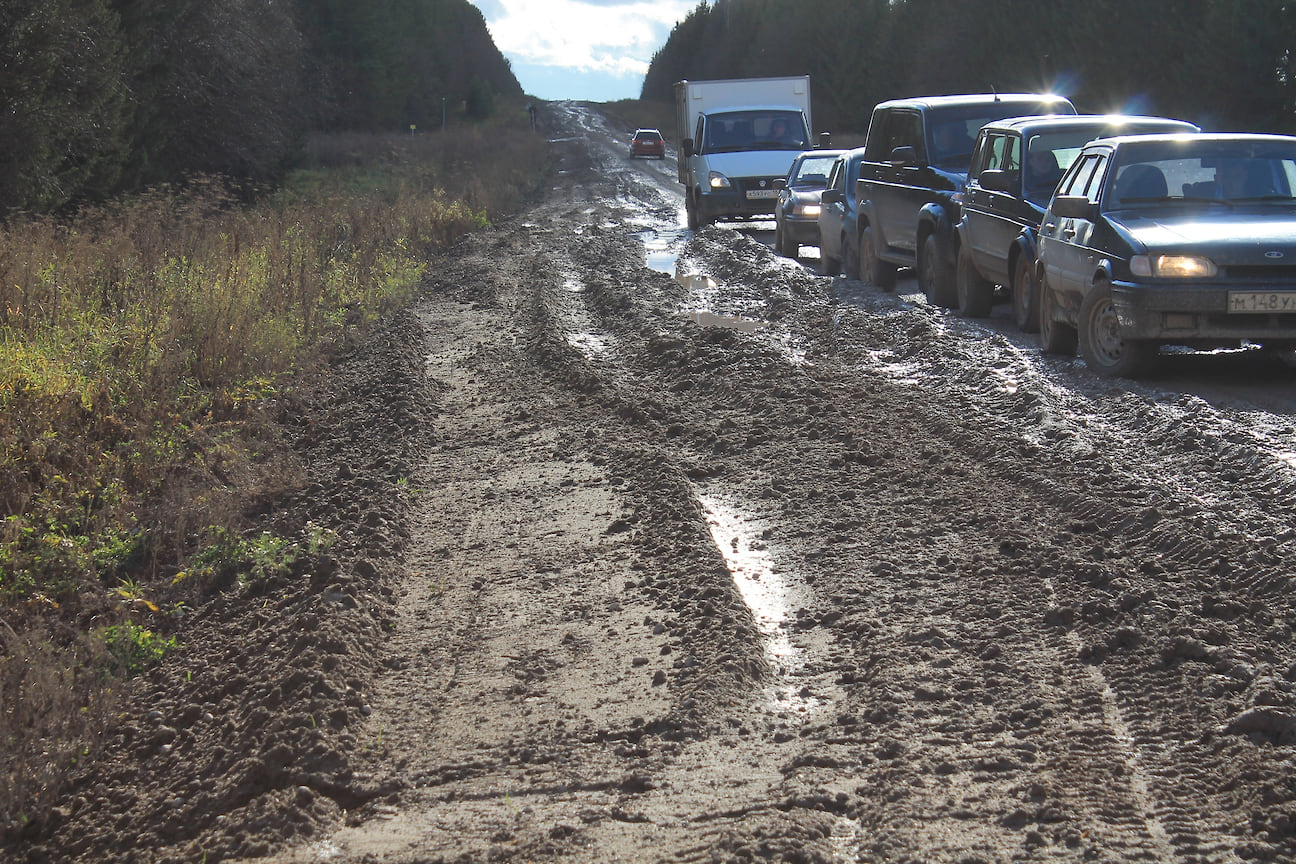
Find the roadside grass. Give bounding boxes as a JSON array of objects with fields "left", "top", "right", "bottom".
[{"left": 0, "top": 105, "right": 549, "bottom": 837}]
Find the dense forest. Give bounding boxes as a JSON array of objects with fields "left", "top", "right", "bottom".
[
  {"left": 0, "top": 0, "right": 522, "bottom": 213},
  {"left": 643, "top": 0, "right": 1296, "bottom": 136}
]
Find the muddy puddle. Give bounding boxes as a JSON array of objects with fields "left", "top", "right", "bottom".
[{"left": 698, "top": 493, "right": 823, "bottom": 716}]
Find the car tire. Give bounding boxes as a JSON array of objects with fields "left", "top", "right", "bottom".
[
  {"left": 1079, "top": 280, "right": 1154, "bottom": 377},
  {"left": 1038, "top": 273, "right": 1078, "bottom": 355},
  {"left": 921, "top": 234, "right": 957, "bottom": 307},
  {"left": 844, "top": 233, "right": 862, "bottom": 280},
  {"left": 1012, "top": 254, "right": 1040, "bottom": 333},
  {"left": 955, "top": 244, "right": 994, "bottom": 317},
  {"left": 822, "top": 249, "right": 842, "bottom": 276},
  {"left": 775, "top": 221, "right": 798, "bottom": 258},
  {"left": 860, "top": 225, "right": 897, "bottom": 291}
]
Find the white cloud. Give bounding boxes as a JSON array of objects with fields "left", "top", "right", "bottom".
[{"left": 471, "top": 0, "right": 697, "bottom": 85}]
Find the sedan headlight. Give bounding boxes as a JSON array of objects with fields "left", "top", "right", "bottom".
[
  {"left": 1130, "top": 254, "right": 1218, "bottom": 278},
  {"left": 708, "top": 171, "right": 731, "bottom": 190}
]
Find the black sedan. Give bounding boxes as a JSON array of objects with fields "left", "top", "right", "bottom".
[
  {"left": 1037, "top": 133, "right": 1296, "bottom": 377},
  {"left": 956, "top": 114, "right": 1197, "bottom": 329},
  {"left": 773, "top": 149, "right": 844, "bottom": 259}
]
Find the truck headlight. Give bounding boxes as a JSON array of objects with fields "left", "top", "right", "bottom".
[
  {"left": 1130, "top": 254, "right": 1218, "bottom": 278},
  {"left": 799, "top": 203, "right": 822, "bottom": 218},
  {"left": 708, "top": 171, "right": 731, "bottom": 190}
]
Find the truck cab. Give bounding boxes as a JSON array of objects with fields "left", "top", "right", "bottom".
[{"left": 675, "top": 77, "right": 816, "bottom": 231}]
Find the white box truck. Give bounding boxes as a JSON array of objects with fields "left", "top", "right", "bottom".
[{"left": 674, "top": 76, "right": 816, "bottom": 230}]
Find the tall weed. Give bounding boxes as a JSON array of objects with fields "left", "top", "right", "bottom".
[{"left": 0, "top": 108, "right": 549, "bottom": 836}]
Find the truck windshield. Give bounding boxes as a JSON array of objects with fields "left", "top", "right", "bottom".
[
  {"left": 929, "top": 101, "right": 1073, "bottom": 170},
  {"left": 703, "top": 110, "right": 808, "bottom": 153}
]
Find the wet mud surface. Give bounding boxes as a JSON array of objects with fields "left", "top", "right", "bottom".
[{"left": 11, "top": 102, "right": 1296, "bottom": 863}]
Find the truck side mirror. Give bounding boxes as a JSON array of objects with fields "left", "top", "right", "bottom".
[
  {"left": 683, "top": 138, "right": 695, "bottom": 158},
  {"left": 977, "top": 169, "right": 1018, "bottom": 193},
  {"left": 818, "top": 132, "right": 832, "bottom": 148},
  {"left": 821, "top": 189, "right": 844, "bottom": 205},
  {"left": 890, "top": 145, "right": 918, "bottom": 167},
  {"left": 773, "top": 178, "right": 787, "bottom": 190}
]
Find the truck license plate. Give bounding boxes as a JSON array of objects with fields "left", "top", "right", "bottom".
[
  {"left": 745, "top": 189, "right": 778, "bottom": 200},
  {"left": 1228, "top": 291, "right": 1296, "bottom": 313}
]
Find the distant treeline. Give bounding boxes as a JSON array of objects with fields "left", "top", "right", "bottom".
[
  {"left": 643, "top": 0, "right": 1296, "bottom": 136},
  {"left": 0, "top": 0, "right": 522, "bottom": 213}
]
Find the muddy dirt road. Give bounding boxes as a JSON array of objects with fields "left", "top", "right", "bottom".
[{"left": 15, "top": 102, "right": 1296, "bottom": 864}]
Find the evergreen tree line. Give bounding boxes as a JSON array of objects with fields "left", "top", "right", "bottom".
[
  {"left": 0, "top": 0, "right": 522, "bottom": 213},
  {"left": 643, "top": 0, "right": 1296, "bottom": 137}
]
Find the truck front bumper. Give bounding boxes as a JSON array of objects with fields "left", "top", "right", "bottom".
[{"left": 697, "top": 181, "right": 781, "bottom": 222}]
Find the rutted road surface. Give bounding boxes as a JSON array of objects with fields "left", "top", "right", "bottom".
[{"left": 18, "top": 101, "right": 1296, "bottom": 864}]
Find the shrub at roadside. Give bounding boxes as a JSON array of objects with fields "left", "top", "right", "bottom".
[{"left": 0, "top": 110, "right": 549, "bottom": 838}]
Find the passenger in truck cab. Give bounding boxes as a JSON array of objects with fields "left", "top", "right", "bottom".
[
  {"left": 932, "top": 120, "right": 974, "bottom": 164},
  {"left": 769, "top": 116, "right": 802, "bottom": 148}
]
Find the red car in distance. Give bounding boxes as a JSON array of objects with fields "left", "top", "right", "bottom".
[{"left": 630, "top": 128, "right": 666, "bottom": 159}]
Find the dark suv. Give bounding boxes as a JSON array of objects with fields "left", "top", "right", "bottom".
[
  {"left": 955, "top": 115, "right": 1198, "bottom": 328},
  {"left": 854, "top": 93, "right": 1076, "bottom": 302}
]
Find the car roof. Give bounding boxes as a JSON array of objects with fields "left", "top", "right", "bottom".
[
  {"left": 873, "top": 93, "right": 1073, "bottom": 111},
  {"left": 633, "top": 128, "right": 661, "bottom": 135},
  {"left": 795, "top": 149, "right": 847, "bottom": 160},
  {"left": 978, "top": 114, "right": 1200, "bottom": 136},
  {"left": 1082, "top": 131, "right": 1296, "bottom": 149}
]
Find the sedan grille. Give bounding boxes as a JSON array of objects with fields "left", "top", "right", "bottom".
[{"left": 1221, "top": 264, "right": 1296, "bottom": 281}]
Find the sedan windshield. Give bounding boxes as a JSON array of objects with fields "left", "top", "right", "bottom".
[
  {"left": 791, "top": 155, "right": 838, "bottom": 186},
  {"left": 1107, "top": 139, "right": 1296, "bottom": 209}
]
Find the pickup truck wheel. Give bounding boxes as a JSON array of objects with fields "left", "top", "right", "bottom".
[
  {"left": 1012, "top": 254, "right": 1040, "bottom": 333},
  {"left": 1038, "top": 273, "right": 1078, "bottom": 355},
  {"left": 860, "top": 225, "right": 897, "bottom": 291},
  {"left": 921, "top": 235, "right": 957, "bottom": 307},
  {"left": 1079, "top": 280, "right": 1154, "bottom": 377},
  {"left": 956, "top": 244, "right": 994, "bottom": 317}
]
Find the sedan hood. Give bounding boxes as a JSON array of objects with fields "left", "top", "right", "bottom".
[{"left": 1114, "top": 209, "right": 1296, "bottom": 264}]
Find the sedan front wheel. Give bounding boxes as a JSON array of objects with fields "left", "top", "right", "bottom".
[
  {"left": 1078, "top": 281, "right": 1154, "bottom": 377},
  {"left": 1012, "top": 254, "right": 1040, "bottom": 333}
]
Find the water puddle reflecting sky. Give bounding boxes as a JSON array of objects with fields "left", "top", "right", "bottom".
[{"left": 698, "top": 495, "right": 820, "bottom": 715}]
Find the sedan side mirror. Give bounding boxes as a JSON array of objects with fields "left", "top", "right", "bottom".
[{"left": 1050, "top": 195, "right": 1097, "bottom": 220}]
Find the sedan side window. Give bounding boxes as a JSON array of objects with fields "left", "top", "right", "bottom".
[
  {"left": 1060, "top": 154, "right": 1101, "bottom": 198},
  {"left": 1080, "top": 154, "right": 1109, "bottom": 202},
  {"left": 828, "top": 160, "right": 845, "bottom": 193}
]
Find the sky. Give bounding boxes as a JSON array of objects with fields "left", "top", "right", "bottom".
[{"left": 468, "top": 0, "right": 699, "bottom": 102}]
